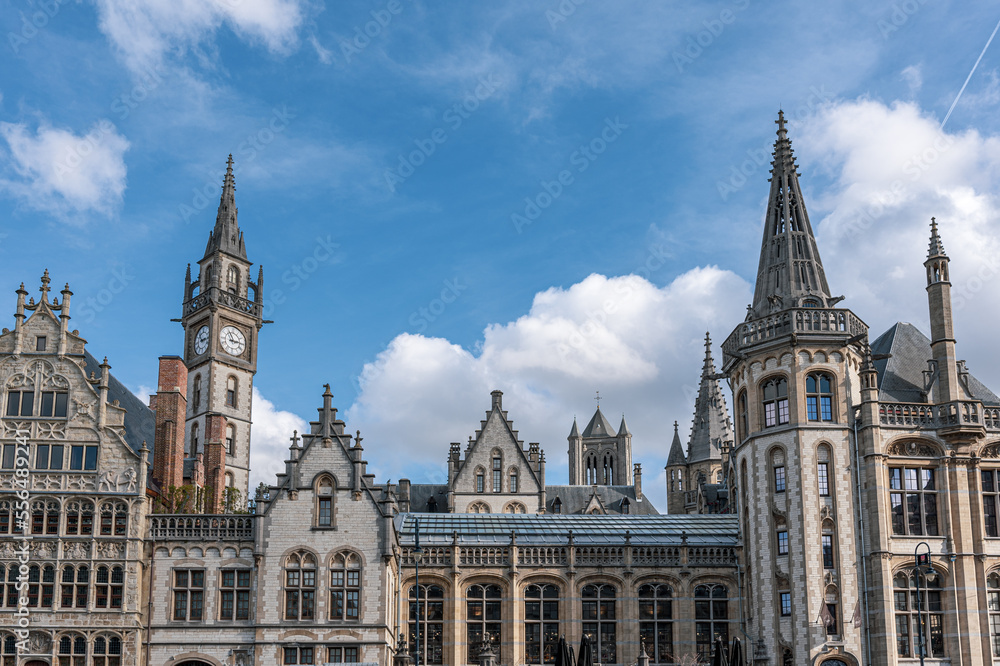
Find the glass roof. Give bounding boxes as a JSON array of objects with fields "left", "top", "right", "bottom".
[{"left": 395, "top": 513, "right": 739, "bottom": 546}]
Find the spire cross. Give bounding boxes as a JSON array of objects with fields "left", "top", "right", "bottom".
[
  {"left": 289, "top": 430, "right": 301, "bottom": 448},
  {"left": 594, "top": 390, "right": 601, "bottom": 407},
  {"left": 354, "top": 430, "right": 364, "bottom": 448}
]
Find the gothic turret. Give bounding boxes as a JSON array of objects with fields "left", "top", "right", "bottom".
[
  {"left": 687, "top": 333, "right": 734, "bottom": 464},
  {"left": 750, "top": 111, "right": 835, "bottom": 318},
  {"left": 924, "top": 217, "right": 962, "bottom": 402}
]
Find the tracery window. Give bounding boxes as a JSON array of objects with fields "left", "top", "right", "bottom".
[
  {"left": 284, "top": 552, "right": 316, "bottom": 620},
  {"left": 469, "top": 502, "right": 490, "bottom": 514},
  {"left": 695, "top": 584, "right": 729, "bottom": 661},
  {"left": 889, "top": 467, "right": 939, "bottom": 536},
  {"left": 95, "top": 566, "right": 123, "bottom": 609},
  {"left": 1, "top": 634, "right": 14, "bottom": 666},
  {"left": 330, "top": 552, "right": 361, "bottom": 621},
  {"left": 638, "top": 583, "right": 673, "bottom": 664},
  {"left": 806, "top": 373, "right": 834, "bottom": 422},
  {"left": 0, "top": 500, "right": 13, "bottom": 535},
  {"left": 761, "top": 377, "right": 789, "bottom": 428},
  {"left": 25, "top": 564, "right": 55, "bottom": 607},
  {"left": 894, "top": 571, "right": 944, "bottom": 658},
  {"left": 1, "top": 565, "right": 17, "bottom": 607},
  {"left": 408, "top": 584, "right": 444, "bottom": 665},
  {"left": 467, "top": 584, "right": 502, "bottom": 663},
  {"left": 525, "top": 584, "right": 559, "bottom": 665},
  {"left": 31, "top": 498, "right": 59, "bottom": 534},
  {"left": 100, "top": 501, "right": 128, "bottom": 536},
  {"left": 61, "top": 565, "right": 89, "bottom": 609},
  {"left": 504, "top": 502, "right": 526, "bottom": 514},
  {"left": 58, "top": 634, "right": 87, "bottom": 666},
  {"left": 172, "top": 569, "right": 205, "bottom": 621},
  {"left": 582, "top": 584, "right": 616, "bottom": 664},
  {"left": 92, "top": 635, "right": 121, "bottom": 666}
]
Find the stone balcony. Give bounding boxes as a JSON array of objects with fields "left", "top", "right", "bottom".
[
  {"left": 879, "top": 400, "right": 1000, "bottom": 433},
  {"left": 184, "top": 286, "right": 261, "bottom": 318},
  {"left": 149, "top": 514, "right": 255, "bottom": 541},
  {"left": 722, "top": 307, "right": 868, "bottom": 369}
]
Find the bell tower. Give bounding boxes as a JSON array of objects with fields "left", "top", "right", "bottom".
[{"left": 179, "top": 155, "right": 266, "bottom": 508}]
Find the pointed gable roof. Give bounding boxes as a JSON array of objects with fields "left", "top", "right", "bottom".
[
  {"left": 687, "top": 333, "right": 734, "bottom": 464},
  {"left": 871, "top": 322, "right": 1000, "bottom": 405},
  {"left": 750, "top": 111, "right": 834, "bottom": 318},
  {"left": 581, "top": 406, "right": 617, "bottom": 438},
  {"left": 204, "top": 155, "right": 248, "bottom": 261},
  {"left": 666, "top": 421, "right": 686, "bottom": 467}
]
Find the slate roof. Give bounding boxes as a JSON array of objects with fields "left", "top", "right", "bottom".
[
  {"left": 395, "top": 512, "right": 738, "bottom": 546},
  {"left": 83, "top": 351, "right": 156, "bottom": 455},
  {"left": 406, "top": 484, "right": 449, "bottom": 512},
  {"left": 544, "top": 484, "right": 659, "bottom": 515},
  {"left": 871, "top": 322, "right": 1000, "bottom": 405},
  {"left": 581, "top": 407, "right": 617, "bottom": 438}
]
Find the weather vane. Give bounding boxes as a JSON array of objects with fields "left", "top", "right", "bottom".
[{"left": 594, "top": 390, "right": 601, "bottom": 407}]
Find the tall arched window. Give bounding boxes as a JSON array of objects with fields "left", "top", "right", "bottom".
[
  {"left": 227, "top": 265, "right": 240, "bottom": 293},
  {"left": 100, "top": 501, "right": 127, "bottom": 536},
  {"left": 66, "top": 500, "right": 94, "bottom": 536},
  {"left": 25, "top": 564, "right": 54, "bottom": 608},
  {"left": 738, "top": 390, "right": 748, "bottom": 440},
  {"left": 467, "top": 584, "right": 502, "bottom": 663},
  {"left": 695, "top": 584, "right": 729, "bottom": 660},
  {"left": 582, "top": 584, "right": 617, "bottom": 664},
  {"left": 818, "top": 445, "right": 832, "bottom": 498},
  {"left": 525, "top": 584, "right": 559, "bottom": 665},
  {"left": 92, "top": 635, "right": 121, "bottom": 666},
  {"left": 761, "top": 377, "right": 789, "bottom": 428},
  {"left": 509, "top": 467, "right": 519, "bottom": 493},
  {"left": 989, "top": 573, "right": 1000, "bottom": 656},
  {"left": 226, "top": 424, "right": 236, "bottom": 455},
  {"left": 191, "top": 423, "right": 200, "bottom": 456},
  {"left": 192, "top": 375, "right": 202, "bottom": 409},
  {"left": 284, "top": 552, "right": 316, "bottom": 620},
  {"left": 1, "top": 633, "right": 16, "bottom": 666},
  {"left": 95, "top": 566, "right": 123, "bottom": 609},
  {"left": 315, "top": 476, "right": 334, "bottom": 527},
  {"left": 61, "top": 565, "right": 89, "bottom": 609},
  {"left": 893, "top": 571, "right": 944, "bottom": 658},
  {"left": 31, "top": 498, "right": 59, "bottom": 534},
  {"left": 807, "top": 373, "right": 835, "bottom": 422},
  {"left": 329, "top": 551, "right": 361, "bottom": 621},
  {"left": 58, "top": 634, "right": 87, "bottom": 666},
  {"left": 226, "top": 376, "right": 237, "bottom": 407},
  {"left": 492, "top": 452, "right": 503, "bottom": 492},
  {"left": 475, "top": 468, "right": 485, "bottom": 494},
  {"left": 771, "top": 449, "right": 786, "bottom": 494},
  {"left": 409, "top": 584, "right": 444, "bottom": 665},
  {"left": 638, "top": 584, "right": 673, "bottom": 664}
]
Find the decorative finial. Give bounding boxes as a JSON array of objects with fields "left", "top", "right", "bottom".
[
  {"left": 39, "top": 269, "right": 51, "bottom": 303},
  {"left": 289, "top": 430, "right": 301, "bottom": 448},
  {"left": 673, "top": 420, "right": 679, "bottom": 432},
  {"left": 776, "top": 109, "right": 787, "bottom": 134},
  {"left": 928, "top": 217, "right": 947, "bottom": 258},
  {"left": 594, "top": 390, "right": 601, "bottom": 408},
  {"left": 354, "top": 430, "right": 364, "bottom": 448}
]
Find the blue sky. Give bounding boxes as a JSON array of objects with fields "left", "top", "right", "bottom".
[{"left": 3, "top": 1, "right": 1000, "bottom": 509}]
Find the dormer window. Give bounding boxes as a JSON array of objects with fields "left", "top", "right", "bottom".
[
  {"left": 621, "top": 498, "right": 630, "bottom": 514},
  {"left": 426, "top": 496, "right": 437, "bottom": 513},
  {"left": 552, "top": 497, "right": 562, "bottom": 514},
  {"left": 802, "top": 299, "right": 820, "bottom": 308},
  {"left": 36, "top": 336, "right": 46, "bottom": 352}
]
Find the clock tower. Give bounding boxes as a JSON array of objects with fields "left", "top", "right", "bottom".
[{"left": 179, "top": 156, "right": 265, "bottom": 509}]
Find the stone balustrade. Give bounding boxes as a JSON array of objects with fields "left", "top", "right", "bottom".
[
  {"left": 722, "top": 307, "right": 868, "bottom": 365},
  {"left": 401, "top": 542, "right": 735, "bottom": 569},
  {"left": 184, "top": 286, "right": 261, "bottom": 318},
  {"left": 879, "top": 400, "right": 1000, "bottom": 431},
  {"left": 149, "top": 514, "right": 255, "bottom": 541}
]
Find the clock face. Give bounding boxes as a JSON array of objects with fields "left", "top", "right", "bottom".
[
  {"left": 193, "top": 325, "right": 210, "bottom": 355},
  {"left": 219, "top": 326, "right": 247, "bottom": 356}
]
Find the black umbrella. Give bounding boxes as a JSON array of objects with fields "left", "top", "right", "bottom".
[
  {"left": 555, "top": 636, "right": 575, "bottom": 666},
  {"left": 712, "top": 637, "right": 729, "bottom": 666},
  {"left": 729, "top": 637, "right": 744, "bottom": 666},
  {"left": 577, "top": 634, "right": 594, "bottom": 666}
]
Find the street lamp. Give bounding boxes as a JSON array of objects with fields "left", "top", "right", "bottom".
[
  {"left": 913, "top": 542, "right": 936, "bottom": 666},
  {"left": 414, "top": 518, "right": 423, "bottom": 666}
]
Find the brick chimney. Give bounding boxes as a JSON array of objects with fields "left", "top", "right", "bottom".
[{"left": 152, "top": 356, "right": 187, "bottom": 496}]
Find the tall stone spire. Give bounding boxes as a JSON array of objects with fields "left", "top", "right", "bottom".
[
  {"left": 666, "top": 421, "right": 686, "bottom": 467},
  {"left": 750, "top": 111, "right": 833, "bottom": 318},
  {"left": 204, "top": 155, "right": 247, "bottom": 260},
  {"left": 686, "top": 333, "right": 734, "bottom": 464}
]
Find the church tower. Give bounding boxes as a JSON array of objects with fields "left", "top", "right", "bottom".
[
  {"left": 567, "top": 404, "right": 633, "bottom": 486},
  {"left": 722, "top": 113, "right": 866, "bottom": 665},
  {"left": 180, "top": 156, "right": 265, "bottom": 509}
]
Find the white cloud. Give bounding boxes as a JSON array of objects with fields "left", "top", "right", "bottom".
[
  {"left": 901, "top": 65, "right": 922, "bottom": 97},
  {"left": 0, "top": 119, "right": 130, "bottom": 219},
  {"left": 249, "top": 387, "right": 308, "bottom": 492},
  {"left": 308, "top": 34, "right": 333, "bottom": 65},
  {"left": 93, "top": 0, "right": 307, "bottom": 73},
  {"left": 344, "top": 267, "right": 751, "bottom": 509}
]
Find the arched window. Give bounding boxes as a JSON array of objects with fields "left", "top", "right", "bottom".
[
  {"left": 695, "top": 584, "right": 729, "bottom": 660},
  {"left": 61, "top": 565, "right": 89, "bottom": 609},
  {"left": 1, "top": 633, "right": 16, "bottom": 666},
  {"left": 190, "top": 423, "right": 200, "bottom": 456},
  {"left": 24, "top": 564, "right": 54, "bottom": 608},
  {"left": 100, "top": 501, "right": 127, "bottom": 536},
  {"left": 824, "top": 585, "right": 839, "bottom": 637},
  {"left": 467, "top": 584, "right": 502, "bottom": 663},
  {"left": 284, "top": 552, "right": 316, "bottom": 620},
  {"left": 738, "top": 390, "right": 748, "bottom": 440},
  {"left": 409, "top": 584, "right": 444, "bottom": 665},
  {"left": 504, "top": 502, "right": 526, "bottom": 514},
  {"left": 492, "top": 452, "right": 503, "bottom": 492},
  {"left": 469, "top": 502, "right": 491, "bottom": 514},
  {"left": 1, "top": 564, "right": 17, "bottom": 607},
  {"left": 761, "top": 377, "right": 789, "bottom": 427},
  {"left": 893, "top": 571, "right": 944, "bottom": 657},
  {"left": 822, "top": 520, "right": 836, "bottom": 570},
  {"left": 192, "top": 375, "right": 201, "bottom": 409},
  {"left": 0, "top": 500, "right": 12, "bottom": 535},
  {"left": 66, "top": 500, "right": 94, "bottom": 536},
  {"left": 95, "top": 566, "right": 123, "bottom": 609},
  {"left": 782, "top": 649, "right": 793, "bottom": 666},
  {"left": 818, "top": 445, "right": 832, "bottom": 498},
  {"left": 807, "top": 373, "right": 835, "bottom": 422},
  {"left": 31, "top": 498, "right": 60, "bottom": 535},
  {"left": 315, "top": 476, "right": 333, "bottom": 527},
  {"left": 582, "top": 584, "right": 617, "bottom": 664},
  {"left": 227, "top": 265, "right": 240, "bottom": 293},
  {"left": 329, "top": 551, "right": 361, "bottom": 621},
  {"left": 525, "top": 584, "right": 559, "bottom": 665},
  {"left": 475, "top": 468, "right": 485, "bottom": 494},
  {"left": 638, "top": 583, "right": 673, "bottom": 664},
  {"left": 771, "top": 449, "right": 786, "bottom": 494},
  {"left": 989, "top": 573, "right": 1000, "bottom": 656},
  {"left": 58, "top": 634, "right": 88, "bottom": 666},
  {"left": 226, "top": 376, "right": 237, "bottom": 408},
  {"left": 509, "top": 467, "right": 519, "bottom": 494},
  {"left": 226, "top": 424, "right": 236, "bottom": 456},
  {"left": 889, "top": 466, "right": 939, "bottom": 536},
  {"left": 93, "top": 635, "right": 122, "bottom": 666},
  {"left": 603, "top": 454, "right": 615, "bottom": 485}
]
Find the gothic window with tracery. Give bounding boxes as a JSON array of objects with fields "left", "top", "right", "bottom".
[
  {"left": 582, "top": 584, "right": 617, "bottom": 664},
  {"left": 984, "top": 469, "right": 1000, "bottom": 537},
  {"left": 100, "top": 501, "right": 128, "bottom": 536},
  {"left": 695, "top": 584, "right": 729, "bottom": 661},
  {"left": 989, "top": 573, "right": 1000, "bottom": 656},
  {"left": 467, "top": 584, "right": 502, "bottom": 663},
  {"left": 806, "top": 373, "right": 835, "bottom": 421},
  {"left": 92, "top": 635, "right": 122, "bottom": 666},
  {"left": 894, "top": 571, "right": 944, "bottom": 658},
  {"left": 284, "top": 552, "right": 316, "bottom": 620},
  {"left": 61, "top": 565, "right": 89, "bottom": 609},
  {"left": 525, "top": 584, "right": 559, "bottom": 665},
  {"left": 329, "top": 551, "right": 361, "bottom": 621},
  {"left": 638, "top": 583, "right": 673, "bottom": 664},
  {"left": 57, "top": 634, "right": 87, "bottom": 666},
  {"left": 95, "top": 566, "right": 123, "bottom": 609},
  {"left": 761, "top": 377, "right": 789, "bottom": 428},
  {"left": 409, "top": 584, "right": 444, "bottom": 665}
]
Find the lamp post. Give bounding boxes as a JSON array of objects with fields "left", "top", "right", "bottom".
[
  {"left": 414, "top": 518, "right": 423, "bottom": 666},
  {"left": 914, "top": 542, "right": 932, "bottom": 666}
]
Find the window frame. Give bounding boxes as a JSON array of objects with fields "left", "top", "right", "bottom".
[
  {"left": 467, "top": 584, "right": 502, "bottom": 663},
  {"left": 172, "top": 568, "right": 205, "bottom": 621},
  {"left": 694, "top": 584, "right": 730, "bottom": 662},
  {"left": 329, "top": 552, "right": 362, "bottom": 622},
  {"left": 638, "top": 583, "right": 674, "bottom": 665},
  {"left": 284, "top": 552, "right": 317, "bottom": 621},
  {"left": 581, "top": 584, "right": 617, "bottom": 665},
  {"left": 984, "top": 469, "right": 1000, "bottom": 538},
  {"left": 524, "top": 583, "right": 559, "bottom": 665},
  {"left": 806, "top": 373, "right": 835, "bottom": 422},
  {"left": 760, "top": 377, "right": 790, "bottom": 429},
  {"left": 219, "top": 568, "right": 252, "bottom": 621},
  {"left": 889, "top": 466, "right": 939, "bottom": 536}
]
